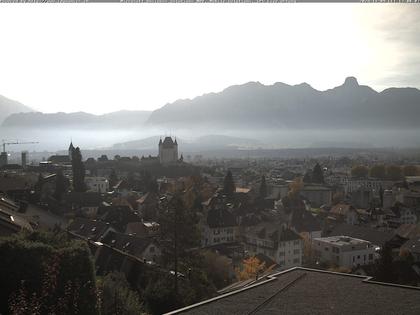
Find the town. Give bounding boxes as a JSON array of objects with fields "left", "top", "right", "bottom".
[{"left": 1, "top": 137, "right": 420, "bottom": 314}]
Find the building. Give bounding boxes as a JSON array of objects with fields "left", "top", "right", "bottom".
[
  {"left": 200, "top": 207, "right": 238, "bottom": 247},
  {"left": 312, "top": 235, "right": 376, "bottom": 269},
  {"left": 159, "top": 137, "right": 178, "bottom": 164},
  {"left": 165, "top": 267, "right": 420, "bottom": 315},
  {"left": 85, "top": 176, "right": 109, "bottom": 193},
  {"left": 300, "top": 184, "right": 332, "bottom": 207},
  {"left": 244, "top": 223, "right": 303, "bottom": 270}
]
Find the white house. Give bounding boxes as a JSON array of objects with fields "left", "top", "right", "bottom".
[
  {"left": 312, "top": 235, "right": 376, "bottom": 269},
  {"left": 244, "top": 223, "right": 303, "bottom": 270},
  {"left": 85, "top": 176, "right": 109, "bottom": 193}
]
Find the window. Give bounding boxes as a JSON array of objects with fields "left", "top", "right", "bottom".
[
  {"left": 294, "top": 240, "right": 300, "bottom": 245},
  {"left": 279, "top": 251, "right": 285, "bottom": 257},
  {"left": 293, "top": 258, "right": 300, "bottom": 264},
  {"left": 369, "top": 254, "right": 373, "bottom": 260},
  {"left": 325, "top": 247, "right": 329, "bottom": 251},
  {"left": 150, "top": 246, "right": 155, "bottom": 253},
  {"left": 293, "top": 249, "right": 300, "bottom": 255}
]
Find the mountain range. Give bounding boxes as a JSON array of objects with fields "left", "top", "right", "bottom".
[
  {"left": 146, "top": 77, "right": 420, "bottom": 129},
  {"left": 2, "top": 110, "right": 151, "bottom": 129},
  {"left": 0, "top": 95, "right": 33, "bottom": 124},
  {"left": 2, "top": 77, "right": 420, "bottom": 131}
]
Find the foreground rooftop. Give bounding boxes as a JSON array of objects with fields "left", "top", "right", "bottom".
[{"left": 166, "top": 267, "right": 420, "bottom": 315}]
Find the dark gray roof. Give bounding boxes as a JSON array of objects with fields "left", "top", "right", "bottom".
[
  {"left": 101, "top": 231, "right": 157, "bottom": 258},
  {"left": 207, "top": 208, "right": 236, "bottom": 228},
  {"left": 166, "top": 267, "right": 420, "bottom": 315},
  {"left": 328, "top": 223, "right": 394, "bottom": 247},
  {"left": 67, "top": 217, "right": 110, "bottom": 241},
  {"left": 291, "top": 209, "right": 321, "bottom": 233}
]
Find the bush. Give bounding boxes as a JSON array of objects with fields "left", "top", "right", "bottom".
[{"left": 0, "top": 231, "right": 99, "bottom": 315}]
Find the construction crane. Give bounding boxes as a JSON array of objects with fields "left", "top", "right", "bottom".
[{"left": 2, "top": 140, "right": 39, "bottom": 153}]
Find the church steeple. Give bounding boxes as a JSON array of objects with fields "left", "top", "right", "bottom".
[{"left": 68, "top": 141, "right": 75, "bottom": 161}]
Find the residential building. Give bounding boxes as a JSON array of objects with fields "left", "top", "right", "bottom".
[
  {"left": 244, "top": 223, "right": 303, "bottom": 270},
  {"left": 300, "top": 184, "right": 332, "bottom": 207},
  {"left": 85, "top": 176, "right": 109, "bottom": 193},
  {"left": 200, "top": 207, "right": 238, "bottom": 247},
  {"left": 312, "top": 235, "right": 376, "bottom": 268}
]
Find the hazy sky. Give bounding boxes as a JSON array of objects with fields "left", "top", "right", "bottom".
[{"left": 0, "top": 4, "right": 419, "bottom": 114}]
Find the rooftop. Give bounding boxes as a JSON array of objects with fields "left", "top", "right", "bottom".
[
  {"left": 314, "top": 235, "right": 372, "bottom": 246},
  {"left": 166, "top": 267, "right": 420, "bottom": 315}
]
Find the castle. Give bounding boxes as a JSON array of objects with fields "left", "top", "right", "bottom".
[{"left": 158, "top": 137, "right": 178, "bottom": 164}]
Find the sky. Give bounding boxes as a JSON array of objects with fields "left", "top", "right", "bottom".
[{"left": 0, "top": 4, "right": 419, "bottom": 115}]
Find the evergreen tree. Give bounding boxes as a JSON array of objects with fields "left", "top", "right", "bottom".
[
  {"left": 312, "top": 163, "right": 324, "bottom": 184},
  {"left": 375, "top": 241, "right": 397, "bottom": 283},
  {"left": 303, "top": 170, "right": 313, "bottom": 183},
  {"left": 159, "top": 194, "right": 201, "bottom": 297},
  {"left": 108, "top": 169, "right": 118, "bottom": 188},
  {"left": 71, "top": 147, "right": 86, "bottom": 192},
  {"left": 259, "top": 175, "right": 267, "bottom": 198},
  {"left": 223, "top": 170, "right": 235, "bottom": 197},
  {"left": 53, "top": 169, "right": 66, "bottom": 201}
]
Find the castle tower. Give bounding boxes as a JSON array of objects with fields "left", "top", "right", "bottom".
[
  {"left": 158, "top": 136, "right": 178, "bottom": 164},
  {"left": 68, "top": 141, "right": 75, "bottom": 161}
]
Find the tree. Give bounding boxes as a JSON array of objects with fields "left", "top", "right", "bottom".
[
  {"left": 312, "top": 163, "right": 324, "bottom": 184},
  {"left": 403, "top": 165, "right": 419, "bottom": 176},
  {"left": 288, "top": 177, "right": 303, "bottom": 198},
  {"left": 374, "top": 241, "right": 397, "bottom": 283},
  {"left": 158, "top": 194, "right": 201, "bottom": 296},
  {"left": 302, "top": 170, "right": 312, "bottom": 183},
  {"left": 259, "top": 175, "right": 267, "bottom": 198},
  {"left": 369, "top": 164, "right": 386, "bottom": 179},
  {"left": 109, "top": 169, "right": 119, "bottom": 188},
  {"left": 202, "top": 250, "right": 232, "bottom": 289},
  {"left": 98, "top": 272, "right": 144, "bottom": 315},
  {"left": 235, "top": 256, "right": 270, "bottom": 281},
  {"left": 386, "top": 165, "right": 403, "bottom": 180},
  {"left": 71, "top": 147, "right": 86, "bottom": 192},
  {"left": 351, "top": 165, "right": 369, "bottom": 178},
  {"left": 223, "top": 170, "right": 235, "bottom": 197},
  {"left": 53, "top": 169, "right": 66, "bottom": 201}
]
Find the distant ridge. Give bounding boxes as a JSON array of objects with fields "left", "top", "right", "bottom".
[
  {"left": 146, "top": 77, "right": 420, "bottom": 129},
  {"left": 0, "top": 94, "right": 33, "bottom": 124},
  {"left": 2, "top": 110, "right": 152, "bottom": 129}
]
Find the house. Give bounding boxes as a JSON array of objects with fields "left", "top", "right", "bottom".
[
  {"left": 290, "top": 209, "right": 322, "bottom": 241},
  {"left": 312, "top": 235, "right": 376, "bottom": 269},
  {"left": 136, "top": 192, "right": 159, "bottom": 220},
  {"left": 97, "top": 204, "right": 141, "bottom": 232},
  {"left": 101, "top": 231, "right": 161, "bottom": 263},
  {"left": 125, "top": 221, "right": 160, "bottom": 237},
  {"left": 112, "top": 180, "right": 131, "bottom": 197},
  {"left": 244, "top": 223, "right": 303, "bottom": 270},
  {"left": 85, "top": 176, "right": 109, "bottom": 193},
  {"left": 388, "top": 202, "right": 418, "bottom": 227},
  {"left": 165, "top": 267, "right": 420, "bottom": 315},
  {"left": 300, "top": 184, "right": 332, "bottom": 207},
  {"left": 327, "top": 223, "right": 394, "bottom": 249},
  {"left": 67, "top": 217, "right": 114, "bottom": 241},
  {"left": 200, "top": 207, "right": 238, "bottom": 247},
  {"left": 64, "top": 192, "right": 103, "bottom": 216},
  {"left": 402, "top": 237, "right": 420, "bottom": 262},
  {"left": 330, "top": 203, "right": 360, "bottom": 225}
]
